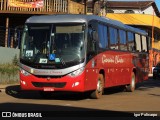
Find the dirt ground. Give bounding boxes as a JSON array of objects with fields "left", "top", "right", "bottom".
[{"left": 0, "top": 77, "right": 160, "bottom": 118}]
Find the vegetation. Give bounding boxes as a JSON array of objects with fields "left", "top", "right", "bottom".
[{"left": 0, "top": 55, "right": 19, "bottom": 84}]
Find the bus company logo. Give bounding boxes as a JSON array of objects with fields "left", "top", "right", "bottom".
[
  {"left": 115, "top": 56, "right": 124, "bottom": 64},
  {"left": 102, "top": 55, "right": 124, "bottom": 64},
  {"left": 34, "top": 70, "right": 62, "bottom": 75},
  {"left": 102, "top": 55, "right": 114, "bottom": 64}
]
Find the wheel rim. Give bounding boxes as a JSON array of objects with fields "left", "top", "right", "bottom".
[
  {"left": 97, "top": 79, "right": 102, "bottom": 93},
  {"left": 131, "top": 75, "right": 135, "bottom": 88}
]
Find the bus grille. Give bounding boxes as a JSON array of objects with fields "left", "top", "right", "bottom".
[{"left": 32, "top": 82, "right": 66, "bottom": 88}]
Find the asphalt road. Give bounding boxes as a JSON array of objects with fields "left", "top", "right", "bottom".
[{"left": 0, "top": 77, "right": 160, "bottom": 118}]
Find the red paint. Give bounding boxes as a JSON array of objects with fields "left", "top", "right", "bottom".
[{"left": 20, "top": 50, "right": 149, "bottom": 92}]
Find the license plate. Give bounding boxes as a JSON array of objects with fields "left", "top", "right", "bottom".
[{"left": 43, "top": 87, "right": 54, "bottom": 91}]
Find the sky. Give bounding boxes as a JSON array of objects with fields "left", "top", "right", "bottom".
[{"left": 155, "top": 0, "right": 160, "bottom": 11}]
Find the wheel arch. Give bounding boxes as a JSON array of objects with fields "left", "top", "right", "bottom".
[
  {"left": 99, "top": 69, "right": 105, "bottom": 84},
  {"left": 133, "top": 68, "right": 137, "bottom": 82},
  {"left": 133, "top": 68, "right": 136, "bottom": 75}
]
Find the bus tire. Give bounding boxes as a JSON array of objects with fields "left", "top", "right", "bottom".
[
  {"left": 153, "top": 75, "right": 156, "bottom": 80},
  {"left": 126, "top": 72, "right": 136, "bottom": 92},
  {"left": 90, "top": 74, "right": 104, "bottom": 99},
  {"left": 39, "top": 91, "right": 52, "bottom": 99}
]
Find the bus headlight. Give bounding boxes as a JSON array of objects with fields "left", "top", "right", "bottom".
[
  {"left": 20, "top": 68, "right": 31, "bottom": 76},
  {"left": 68, "top": 67, "right": 84, "bottom": 77}
]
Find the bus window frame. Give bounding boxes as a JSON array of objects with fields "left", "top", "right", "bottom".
[
  {"left": 127, "top": 31, "right": 135, "bottom": 52},
  {"left": 89, "top": 20, "right": 148, "bottom": 54},
  {"left": 135, "top": 33, "right": 142, "bottom": 52},
  {"left": 141, "top": 35, "right": 148, "bottom": 52}
]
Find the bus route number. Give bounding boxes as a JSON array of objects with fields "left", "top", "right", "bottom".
[{"left": 26, "top": 50, "right": 33, "bottom": 57}]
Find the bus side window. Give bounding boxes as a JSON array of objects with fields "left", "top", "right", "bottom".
[
  {"left": 142, "top": 35, "right": 147, "bottom": 52},
  {"left": 128, "top": 32, "right": 135, "bottom": 52},
  {"left": 109, "top": 27, "right": 118, "bottom": 50},
  {"left": 135, "top": 34, "right": 141, "bottom": 52},
  {"left": 98, "top": 23, "right": 108, "bottom": 49},
  {"left": 88, "top": 27, "right": 96, "bottom": 51},
  {"left": 87, "top": 25, "right": 97, "bottom": 60},
  {"left": 119, "top": 29, "right": 127, "bottom": 51}
]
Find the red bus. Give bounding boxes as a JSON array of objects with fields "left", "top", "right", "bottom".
[{"left": 20, "top": 14, "right": 149, "bottom": 99}]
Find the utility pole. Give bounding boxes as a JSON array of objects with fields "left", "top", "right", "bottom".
[
  {"left": 81, "top": 0, "right": 87, "bottom": 14},
  {"left": 91, "top": 0, "right": 107, "bottom": 16},
  {"left": 82, "top": 0, "right": 107, "bottom": 15},
  {"left": 91, "top": 0, "right": 98, "bottom": 15}
]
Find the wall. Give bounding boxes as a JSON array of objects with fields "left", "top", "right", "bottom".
[
  {"left": 111, "top": 6, "right": 155, "bottom": 15},
  {"left": 68, "top": 1, "right": 84, "bottom": 14},
  {"left": 0, "top": 47, "right": 19, "bottom": 64},
  {"left": 0, "top": 47, "right": 19, "bottom": 84}
]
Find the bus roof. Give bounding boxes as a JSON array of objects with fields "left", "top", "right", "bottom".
[{"left": 26, "top": 14, "right": 147, "bottom": 36}]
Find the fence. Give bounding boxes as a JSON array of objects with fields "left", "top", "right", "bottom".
[
  {"left": 0, "top": 0, "right": 68, "bottom": 13},
  {"left": 0, "top": 26, "right": 22, "bottom": 49},
  {"left": 0, "top": 0, "right": 84, "bottom": 14}
]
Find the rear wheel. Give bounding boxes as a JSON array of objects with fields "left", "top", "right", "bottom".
[
  {"left": 153, "top": 74, "right": 156, "bottom": 80},
  {"left": 90, "top": 74, "right": 104, "bottom": 99},
  {"left": 126, "top": 72, "right": 136, "bottom": 92}
]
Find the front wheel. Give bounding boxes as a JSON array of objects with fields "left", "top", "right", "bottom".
[
  {"left": 90, "top": 74, "right": 104, "bottom": 99},
  {"left": 126, "top": 72, "right": 136, "bottom": 92},
  {"left": 153, "top": 74, "right": 156, "bottom": 80}
]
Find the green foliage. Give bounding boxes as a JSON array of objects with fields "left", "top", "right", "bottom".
[
  {"left": 0, "top": 64, "right": 19, "bottom": 84},
  {"left": 0, "top": 64, "right": 19, "bottom": 74},
  {"left": 0, "top": 54, "right": 19, "bottom": 84}
]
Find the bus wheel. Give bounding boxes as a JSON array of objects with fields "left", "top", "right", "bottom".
[
  {"left": 126, "top": 72, "right": 136, "bottom": 92},
  {"left": 90, "top": 74, "right": 104, "bottom": 99},
  {"left": 39, "top": 91, "right": 52, "bottom": 99},
  {"left": 153, "top": 75, "right": 156, "bottom": 80}
]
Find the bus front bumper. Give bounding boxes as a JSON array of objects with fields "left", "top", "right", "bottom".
[{"left": 20, "top": 72, "right": 85, "bottom": 92}]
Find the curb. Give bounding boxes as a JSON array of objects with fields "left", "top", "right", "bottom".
[
  {"left": 0, "top": 87, "right": 6, "bottom": 92},
  {"left": 0, "top": 84, "right": 19, "bottom": 92},
  {"left": 0, "top": 89, "right": 5, "bottom": 92}
]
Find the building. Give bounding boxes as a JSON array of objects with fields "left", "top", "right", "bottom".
[
  {"left": 87, "top": 0, "right": 160, "bottom": 73},
  {"left": 0, "top": 0, "right": 84, "bottom": 48}
]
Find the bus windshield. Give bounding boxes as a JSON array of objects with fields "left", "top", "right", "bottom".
[{"left": 20, "top": 23, "right": 85, "bottom": 69}]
